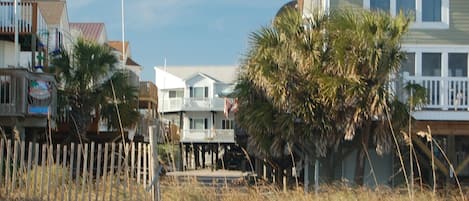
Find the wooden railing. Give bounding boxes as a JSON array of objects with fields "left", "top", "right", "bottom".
[
  {"left": 404, "top": 75, "right": 469, "bottom": 110},
  {"left": 0, "top": 68, "right": 56, "bottom": 117},
  {"left": 181, "top": 129, "right": 235, "bottom": 143},
  {"left": 139, "top": 81, "right": 158, "bottom": 103},
  {"left": 0, "top": 1, "right": 47, "bottom": 41}
]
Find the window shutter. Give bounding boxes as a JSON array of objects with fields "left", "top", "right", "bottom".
[
  {"left": 204, "top": 87, "right": 209, "bottom": 97},
  {"left": 189, "top": 87, "right": 193, "bottom": 97},
  {"left": 189, "top": 118, "right": 193, "bottom": 129},
  {"left": 204, "top": 118, "right": 208, "bottom": 129}
]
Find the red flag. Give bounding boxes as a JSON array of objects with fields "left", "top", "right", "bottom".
[
  {"left": 230, "top": 98, "right": 238, "bottom": 113},
  {"left": 224, "top": 98, "right": 232, "bottom": 118}
]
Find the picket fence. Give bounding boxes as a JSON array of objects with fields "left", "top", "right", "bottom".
[{"left": 0, "top": 139, "right": 157, "bottom": 201}]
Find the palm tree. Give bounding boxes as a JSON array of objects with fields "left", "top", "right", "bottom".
[
  {"left": 50, "top": 38, "right": 139, "bottom": 142},
  {"left": 236, "top": 7, "right": 411, "bottom": 185}
]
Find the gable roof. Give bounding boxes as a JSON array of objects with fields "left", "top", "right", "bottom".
[
  {"left": 107, "top": 41, "right": 129, "bottom": 54},
  {"left": 70, "top": 23, "right": 106, "bottom": 42},
  {"left": 184, "top": 72, "right": 222, "bottom": 83},
  {"left": 156, "top": 66, "right": 238, "bottom": 84},
  {"left": 37, "top": 1, "right": 65, "bottom": 25},
  {"left": 126, "top": 57, "right": 141, "bottom": 66}
]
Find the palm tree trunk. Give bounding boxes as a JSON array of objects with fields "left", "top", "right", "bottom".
[{"left": 354, "top": 121, "right": 371, "bottom": 185}]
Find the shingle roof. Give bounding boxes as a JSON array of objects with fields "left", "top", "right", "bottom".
[
  {"left": 37, "top": 1, "right": 65, "bottom": 25},
  {"left": 107, "top": 41, "right": 129, "bottom": 54},
  {"left": 70, "top": 23, "right": 105, "bottom": 42},
  {"left": 126, "top": 57, "right": 141, "bottom": 66}
]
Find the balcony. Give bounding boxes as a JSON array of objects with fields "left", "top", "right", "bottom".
[
  {"left": 159, "top": 97, "right": 225, "bottom": 112},
  {"left": 0, "top": 1, "right": 48, "bottom": 50},
  {"left": 403, "top": 75, "right": 469, "bottom": 120},
  {"left": 139, "top": 81, "right": 158, "bottom": 104},
  {"left": 0, "top": 68, "right": 56, "bottom": 118},
  {"left": 181, "top": 129, "right": 235, "bottom": 143}
]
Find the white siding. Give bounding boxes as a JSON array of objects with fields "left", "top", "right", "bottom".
[{"left": 0, "top": 41, "right": 15, "bottom": 67}]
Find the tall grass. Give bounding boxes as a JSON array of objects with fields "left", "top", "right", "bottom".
[{"left": 1, "top": 165, "right": 467, "bottom": 201}]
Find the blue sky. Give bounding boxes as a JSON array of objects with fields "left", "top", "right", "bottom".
[{"left": 67, "top": 0, "right": 288, "bottom": 81}]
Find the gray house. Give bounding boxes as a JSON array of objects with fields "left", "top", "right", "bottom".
[{"left": 297, "top": 0, "right": 469, "bottom": 187}]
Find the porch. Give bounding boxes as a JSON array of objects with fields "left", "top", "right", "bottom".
[
  {"left": 0, "top": 68, "right": 56, "bottom": 119},
  {"left": 181, "top": 129, "right": 234, "bottom": 143},
  {"left": 403, "top": 75, "right": 469, "bottom": 121},
  {"left": 159, "top": 97, "right": 224, "bottom": 112}
]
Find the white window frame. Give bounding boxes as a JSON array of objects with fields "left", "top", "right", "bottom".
[
  {"left": 402, "top": 45, "right": 469, "bottom": 77},
  {"left": 363, "top": 0, "right": 449, "bottom": 29}
]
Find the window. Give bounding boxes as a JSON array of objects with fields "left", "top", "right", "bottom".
[
  {"left": 190, "top": 118, "right": 208, "bottom": 129},
  {"left": 189, "top": 87, "right": 208, "bottom": 98},
  {"left": 401, "top": 53, "right": 415, "bottom": 76},
  {"left": 221, "top": 120, "right": 234, "bottom": 129},
  {"left": 423, "top": 0, "right": 441, "bottom": 22},
  {"left": 365, "top": 0, "right": 448, "bottom": 29},
  {"left": 370, "top": 0, "right": 389, "bottom": 12},
  {"left": 448, "top": 53, "right": 467, "bottom": 77},
  {"left": 422, "top": 53, "right": 441, "bottom": 76},
  {"left": 0, "top": 75, "right": 11, "bottom": 104},
  {"left": 396, "top": 0, "right": 415, "bottom": 19},
  {"left": 168, "top": 90, "right": 183, "bottom": 98}
]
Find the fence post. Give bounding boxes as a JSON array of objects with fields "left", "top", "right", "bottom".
[{"left": 149, "top": 124, "right": 161, "bottom": 201}]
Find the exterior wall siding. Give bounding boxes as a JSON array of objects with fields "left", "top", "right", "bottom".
[
  {"left": 330, "top": 0, "right": 362, "bottom": 10},
  {"left": 0, "top": 41, "right": 15, "bottom": 67},
  {"left": 404, "top": 0, "right": 469, "bottom": 45},
  {"left": 329, "top": 0, "right": 469, "bottom": 45}
]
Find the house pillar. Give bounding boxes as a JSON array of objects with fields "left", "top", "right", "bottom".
[
  {"left": 211, "top": 144, "right": 215, "bottom": 170},
  {"left": 447, "top": 135, "right": 456, "bottom": 185},
  {"left": 194, "top": 144, "right": 200, "bottom": 169},
  {"left": 215, "top": 145, "right": 219, "bottom": 170},
  {"left": 202, "top": 145, "right": 206, "bottom": 168}
]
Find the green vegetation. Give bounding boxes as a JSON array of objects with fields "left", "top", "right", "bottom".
[
  {"left": 49, "top": 38, "right": 139, "bottom": 141},
  {"left": 235, "top": 7, "right": 413, "bottom": 185}
]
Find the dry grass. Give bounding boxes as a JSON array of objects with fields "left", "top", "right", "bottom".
[
  {"left": 1, "top": 165, "right": 467, "bottom": 201},
  {"left": 158, "top": 178, "right": 467, "bottom": 201},
  {"left": 1, "top": 177, "right": 467, "bottom": 201}
]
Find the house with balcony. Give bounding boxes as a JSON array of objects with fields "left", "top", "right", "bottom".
[
  {"left": 155, "top": 65, "right": 238, "bottom": 170},
  {"left": 0, "top": 0, "right": 57, "bottom": 140},
  {"left": 297, "top": 0, "right": 469, "bottom": 186}
]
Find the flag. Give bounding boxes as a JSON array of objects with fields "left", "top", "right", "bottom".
[
  {"left": 230, "top": 98, "right": 239, "bottom": 113},
  {"left": 224, "top": 98, "right": 232, "bottom": 118}
]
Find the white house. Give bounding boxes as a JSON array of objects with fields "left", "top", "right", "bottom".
[{"left": 154, "top": 65, "right": 238, "bottom": 169}]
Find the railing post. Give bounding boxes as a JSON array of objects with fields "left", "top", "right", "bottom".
[
  {"left": 441, "top": 77, "right": 448, "bottom": 110},
  {"left": 31, "top": 2, "right": 37, "bottom": 33}
]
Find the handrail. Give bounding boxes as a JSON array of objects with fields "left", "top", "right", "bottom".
[
  {"left": 0, "top": 2, "right": 48, "bottom": 37},
  {"left": 404, "top": 75, "right": 469, "bottom": 110}
]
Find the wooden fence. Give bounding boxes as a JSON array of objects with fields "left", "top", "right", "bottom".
[{"left": 0, "top": 139, "right": 156, "bottom": 201}]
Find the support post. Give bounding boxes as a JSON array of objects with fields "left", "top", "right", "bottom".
[
  {"left": 304, "top": 155, "right": 309, "bottom": 193},
  {"left": 149, "top": 125, "right": 160, "bottom": 201},
  {"left": 314, "top": 159, "right": 319, "bottom": 193}
]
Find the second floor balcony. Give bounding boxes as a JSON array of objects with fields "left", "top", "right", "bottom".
[
  {"left": 159, "top": 97, "right": 225, "bottom": 112},
  {"left": 0, "top": 1, "right": 48, "bottom": 50},
  {"left": 0, "top": 68, "right": 57, "bottom": 118},
  {"left": 403, "top": 75, "right": 469, "bottom": 120},
  {"left": 181, "top": 129, "right": 234, "bottom": 143}
]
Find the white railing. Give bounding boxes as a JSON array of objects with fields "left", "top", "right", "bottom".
[
  {"left": 181, "top": 129, "right": 235, "bottom": 143},
  {"left": 159, "top": 97, "right": 225, "bottom": 112},
  {"left": 0, "top": 2, "right": 47, "bottom": 40},
  {"left": 404, "top": 75, "right": 469, "bottom": 110}
]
